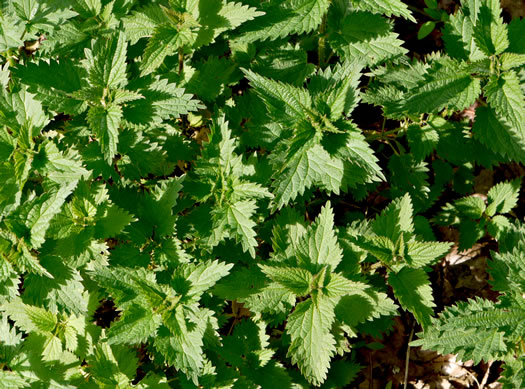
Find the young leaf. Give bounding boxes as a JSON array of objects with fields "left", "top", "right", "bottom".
[{"left": 486, "top": 179, "right": 521, "bottom": 216}]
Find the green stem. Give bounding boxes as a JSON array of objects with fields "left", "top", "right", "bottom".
[
  {"left": 318, "top": 14, "right": 327, "bottom": 67},
  {"left": 365, "top": 127, "right": 403, "bottom": 141},
  {"left": 178, "top": 48, "right": 184, "bottom": 75}
]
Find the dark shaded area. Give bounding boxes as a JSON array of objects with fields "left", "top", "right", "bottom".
[{"left": 93, "top": 299, "right": 120, "bottom": 328}]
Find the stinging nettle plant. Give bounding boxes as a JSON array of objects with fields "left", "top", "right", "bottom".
[{"left": 0, "top": 0, "right": 524, "bottom": 387}]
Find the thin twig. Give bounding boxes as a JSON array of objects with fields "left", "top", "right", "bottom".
[
  {"left": 403, "top": 324, "right": 415, "bottom": 389},
  {"left": 479, "top": 360, "right": 493, "bottom": 389},
  {"left": 463, "top": 368, "right": 481, "bottom": 389},
  {"left": 368, "top": 351, "right": 373, "bottom": 389}
]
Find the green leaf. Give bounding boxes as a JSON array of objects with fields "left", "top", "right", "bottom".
[
  {"left": 123, "top": 4, "right": 166, "bottom": 44},
  {"left": 500, "top": 53, "right": 525, "bottom": 71},
  {"left": 373, "top": 193, "right": 414, "bottom": 242},
  {"left": 418, "top": 21, "right": 436, "bottom": 40},
  {"left": 87, "top": 104, "right": 122, "bottom": 162},
  {"left": 0, "top": 89, "right": 49, "bottom": 142},
  {"left": 406, "top": 123, "right": 439, "bottom": 161},
  {"left": 401, "top": 65, "right": 481, "bottom": 114},
  {"left": 123, "top": 78, "right": 204, "bottom": 127},
  {"left": 0, "top": 371, "right": 28, "bottom": 389},
  {"left": 483, "top": 71, "right": 525, "bottom": 140},
  {"left": 271, "top": 141, "right": 342, "bottom": 210},
  {"left": 4, "top": 299, "right": 57, "bottom": 334},
  {"left": 486, "top": 179, "right": 521, "bottom": 216},
  {"left": 487, "top": 214, "right": 511, "bottom": 240},
  {"left": 454, "top": 195, "right": 486, "bottom": 219},
  {"left": 140, "top": 25, "right": 191, "bottom": 76},
  {"left": 239, "top": 0, "right": 330, "bottom": 43},
  {"left": 472, "top": 0, "right": 508, "bottom": 55},
  {"left": 309, "top": 61, "right": 362, "bottom": 120},
  {"left": 184, "top": 260, "right": 234, "bottom": 298},
  {"left": 328, "top": 11, "right": 408, "bottom": 67},
  {"left": 259, "top": 265, "right": 313, "bottom": 296},
  {"left": 225, "top": 200, "right": 258, "bottom": 258},
  {"left": 388, "top": 267, "right": 435, "bottom": 329},
  {"left": 296, "top": 202, "right": 343, "bottom": 269},
  {"left": 472, "top": 106, "right": 525, "bottom": 163},
  {"left": 86, "top": 32, "right": 128, "bottom": 89},
  {"left": 412, "top": 297, "right": 518, "bottom": 364},
  {"left": 507, "top": 18, "right": 525, "bottom": 54},
  {"left": 94, "top": 204, "right": 135, "bottom": 238},
  {"left": 286, "top": 296, "right": 336, "bottom": 386},
  {"left": 42, "top": 334, "right": 63, "bottom": 361},
  {"left": 194, "top": 0, "right": 265, "bottom": 47},
  {"left": 243, "top": 68, "right": 311, "bottom": 125},
  {"left": 351, "top": 0, "right": 415, "bottom": 21},
  {"left": 405, "top": 241, "right": 452, "bottom": 267},
  {"left": 13, "top": 59, "right": 87, "bottom": 115},
  {"left": 12, "top": 0, "right": 77, "bottom": 33},
  {"left": 458, "top": 218, "right": 486, "bottom": 251},
  {"left": 73, "top": 0, "right": 102, "bottom": 17},
  {"left": 37, "top": 142, "right": 89, "bottom": 185},
  {"left": 0, "top": 15, "right": 24, "bottom": 51},
  {"left": 155, "top": 307, "right": 206, "bottom": 384},
  {"left": 28, "top": 181, "right": 77, "bottom": 249},
  {"left": 107, "top": 304, "right": 161, "bottom": 345},
  {"left": 335, "top": 289, "right": 398, "bottom": 328}
]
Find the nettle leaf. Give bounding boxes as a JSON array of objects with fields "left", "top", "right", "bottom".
[
  {"left": 94, "top": 204, "right": 135, "bottom": 239},
  {"left": 193, "top": 0, "right": 265, "bottom": 48},
  {"left": 412, "top": 297, "right": 522, "bottom": 364},
  {"left": 27, "top": 181, "right": 77, "bottom": 249},
  {"left": 259, "top": 265, "right": 313, "bottom": 296},
  {"left": 13, "top": 59, "right": 87, "bottom": 115},
  {"left": 182, "top": 259, "right": 234, "bottom": 298},
  {"left": 0, "top": 371, "right": 28, "bottom": 389},
  {"left": 11, "top": 0, "right": 77, "bottom": 33},
  {"left": 243, "top": 68, "right": 311, "bottom": 125},
  {"left": 327, "top": 9, "right": 408, "bottom": 67},
  {"left": 107, "top": 304, "right": 162, "bottom": 345},
  {"left": 373, "top": 193, "right": 414, "bottom": 242},
  {"left": 472, "top": 106, "right": 525, "bottom": 163},
  {"left": 244, "top": 69, "right": 382, "bottom": 210},
  {"left": 155, "top": 307, "right": 208, "bottom": 384},
  {"left": 400, "top": 61, "right": 481, "bottom": 114},
  {"left": 123, "top": 4, "right": 168, "bottom": 45},
  {"left": 0, "top": 88, "right": 49, "bottom": 143},
  {"left": 87, "top": 104, "right": 122, "bottom": 162},
  {"left": 3, "top": 0, "right": 525, "bottom": 385},
  {"left": 309, "top": 60, "right": 363, "bottom": 120},
  {"left": 85, "top": 32, "right": 128, "bottom": 89},
  {"left": 4, "top": 299, "right": 57, "bottom": 334},
  {"left": 472, "top": 0, "right": 508, "bottom": 55},
  {"left": 224, "top": 200, "right": 258, "bottom": 258},
  {"left": 0, "top": 14, "right": 24, "bottom": 51},
  {"left": 123, "top": 77, "right": 204, "bottom": 127},
  {"left": 350, "top": 0, "right": 415, "bottom": 21},
  {"left": 500, "top": 52, "right": 525, "bottom": 71},
  {"left": 35, "top": 142, "right": 89, "bottom": 185},
  {"left": 486, "top": 179, "right": 521, "bottom": 216},
  {"left": 405, "top": 241, "right": 452, "bottom": 268},
  {"left": 140, "top": 25, "right": 188, "bottom": 77},
  {"left": 286, "top": 296, "right": 336, "bottom": 386},
  {"left": 388, "top": 267, "right": 435, "bottom": 329},
  {"left": 257, "top": 201, "right": 366, "bottom": 385},
  {"left": 483, "top": 71, "right": 525, "bottom": 138},
  {"left": 239, "top": 0, "right": 330, "bottom": 43},
  {"left": 295, "top": 202, "right": 343, "bottom": 269}
]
